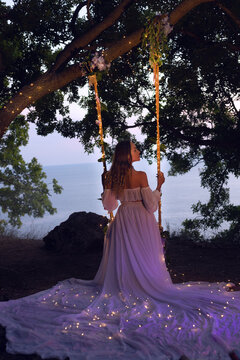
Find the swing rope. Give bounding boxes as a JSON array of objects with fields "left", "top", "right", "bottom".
[
  {"left": 88, "top": 74, "right": 114, "bottom": 220},
  {"left": 152, "top": 63, "right": 162, "bottom": 231},
  {"left": 89, "top": 74, "right": 107, "bottom": 172},
  {"left": 142, "top": 15, "right": 170, "bottom": 233}
]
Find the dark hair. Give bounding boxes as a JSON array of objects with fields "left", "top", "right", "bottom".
[{"left": 105, "top": 140, "right": 132, "bottom": 196}]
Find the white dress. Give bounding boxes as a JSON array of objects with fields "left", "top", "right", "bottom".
[{"left": 0, "top": 186, "right": 240, "bottom": 360}]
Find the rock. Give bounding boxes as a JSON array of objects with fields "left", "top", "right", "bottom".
[{"left": 43, "top": 212, "right": 108, "bottom": 253}]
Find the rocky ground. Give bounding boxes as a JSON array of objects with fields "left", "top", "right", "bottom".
[{"left": 0, "top": 235, "right": 240, "bottom": 360}]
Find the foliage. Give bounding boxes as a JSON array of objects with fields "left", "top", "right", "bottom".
[
  {"left": 0, "top": 0, "right": 240, "bottom": 237},
  {"left": 0, "top": 116, "right": 62, "bottom": 231},
  {"left": 142, "top": 15, "right": 172, "bottom": 67}
]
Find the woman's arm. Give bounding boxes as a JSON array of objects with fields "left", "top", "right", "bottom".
[
  {"left": 140, "top": 171, "right": 165, "bottom": 191},
  {"left": 139, "top": 171, "right": 165, "bottom": 213},
  {"left": 102, "top": 189, "right": 118, "bottom": 212}
]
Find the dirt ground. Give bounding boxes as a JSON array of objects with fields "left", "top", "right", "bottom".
[{"left": 0, "top": 236, "right": 240, "bottom": 360}]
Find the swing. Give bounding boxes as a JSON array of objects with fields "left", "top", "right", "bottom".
[
  {"left": 88, "top": 12, "right": 170, "bottom": 229},
  {"left": 88, "top": 71, "right": 162, "bottom": 231}
]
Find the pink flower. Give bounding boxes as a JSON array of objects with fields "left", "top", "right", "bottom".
[
  {"left": 90, "top": 52, "right": 111, "bottom": 71},
  {"left": 161, "top": 16, "right": 173, "bottom": 36}
]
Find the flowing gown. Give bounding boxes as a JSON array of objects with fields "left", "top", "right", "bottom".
[{"left": 0, "top": 186, "right": 240, "bottom": 360}]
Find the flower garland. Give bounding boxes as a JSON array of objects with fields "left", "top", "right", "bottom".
[
  {"left": 142, "top": 14, "right": 173, "bottom": 67},
  {"left": 87, "top": 52, "right": 111, "bottom": 172},
  {"left": 90, "top": 52, "right": 111, "bottom": 72},
  {"left": 142, "top": 14, "right": 173, "bottom": 232},
  {"left": 88, "top": 55, "right": 114, "bottom": 220}
]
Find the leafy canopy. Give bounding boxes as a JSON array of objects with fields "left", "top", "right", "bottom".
[{"left": 0, "top": 116, "right": 62, "bottom": 231}]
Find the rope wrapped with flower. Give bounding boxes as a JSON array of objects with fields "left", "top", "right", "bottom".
[{"left": 142, "top": 14, "right": 173, "bottom": 232}]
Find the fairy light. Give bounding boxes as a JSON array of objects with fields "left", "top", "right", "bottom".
[
  {"left": 88, "top": 74, "right": 106, "bottom": 172},
  {"left": 88, "top": 74, "right": 114, "bottom": 221}
]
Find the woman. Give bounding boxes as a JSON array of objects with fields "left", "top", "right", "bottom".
[
  {"left": 94, "top": 140, "right": 169, "bottom": 298},
  {"left": 0, "top": 140, "right": 240, "bottom": 360}
]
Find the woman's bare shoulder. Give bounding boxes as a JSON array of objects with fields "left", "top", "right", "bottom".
[{"left": 134, "top": 170, "right": 149, "bottom": 187}]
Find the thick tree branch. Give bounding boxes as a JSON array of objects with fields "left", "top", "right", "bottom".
[
  {"left": 0, "top": 64, "right": 85, "bottom": 138},
  {"left": 169, "top": 0, "right": 215, "bottom": 25},
  {"left": 216, "top": 2, "right": 240, "bottom": 28},
  {"left": 70, "top": 1, "right": 87, "bottom": 38},
  {"left": 87, "top": 0, "right": 93, "bottom": 24},
  {"left": 181, "top": 30, "right": 240, "bottom": 52},
  {"left": 0, "top": 0, "right": 223, "bottom": 138},
  {"left": 51, "top": 0, "right": 135, "bottom": 72},
  {"left": 104, "top": 0, "right": 216, "bottom": 62}
]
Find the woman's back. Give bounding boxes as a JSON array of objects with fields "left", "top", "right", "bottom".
[{"left": 104, "top": 168, "right": 148, "bottom": 190}]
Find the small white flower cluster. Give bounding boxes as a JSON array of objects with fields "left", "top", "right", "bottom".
[
  {"left": 161, "top": 15, "right": 173, "bottom": 36},
  {"left": 155, "top": 13, "right": 173, "bottom": 36},
  {"left": 91, "top": 52, "right": 111, "bottom": 71}
]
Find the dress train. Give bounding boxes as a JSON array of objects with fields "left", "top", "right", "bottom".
[{"left": 0, "top": 187, "right": 239, "bottom": 359}]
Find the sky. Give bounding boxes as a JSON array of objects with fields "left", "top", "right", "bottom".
[{"left": 20, "top": 97, "right": 104, "bottom": 166}]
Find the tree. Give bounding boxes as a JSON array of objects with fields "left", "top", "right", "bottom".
[
  {"left": 0, "top": 0, "right": 239, "bottom": 237},
  {"left": 0, "top": 116, "right": 62, "bottom": 231}
]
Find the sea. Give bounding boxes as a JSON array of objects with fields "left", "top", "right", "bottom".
[{"left": 6, "top": 159, "right": 240, "bottom": 239}]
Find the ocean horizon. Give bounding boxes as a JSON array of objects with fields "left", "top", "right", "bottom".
[{"left": 4, "top": 159, "right": 240, "bottom": 239}]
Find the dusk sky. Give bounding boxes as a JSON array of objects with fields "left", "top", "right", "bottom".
[{"left": 20, "top": 94, "right": 104, "bottom": 166}]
